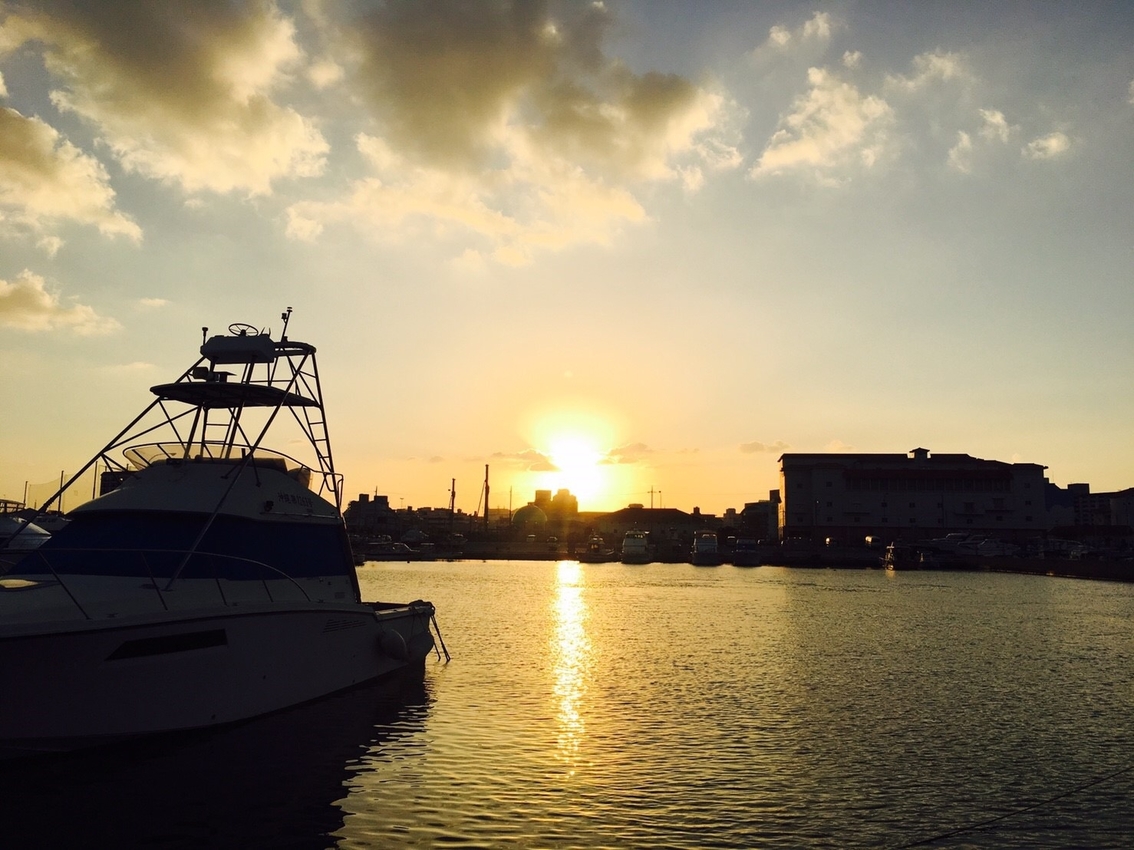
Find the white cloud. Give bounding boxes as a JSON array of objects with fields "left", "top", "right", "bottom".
[
  {"left": 1128, "top": 80, "right": 1134, "bottom": 105},
  {"left": 1, "top": 3, "right": 328, "bottom": 196},
  {"left": 137, "top": 298, "right": 169, "bottom": 309},
  {"left": 0, "top": 107, "right": 141, "bottom": 240},
  {"left": 287, "top": 132, "right": 649, "bottom": 264},
  {"left": 979, "top": 109, "right": 1012, "bottom": 143},
  {"left": 603, "top": 443, "right": 655, "bottom": 465},
  {"left": 1023, "top": 131, "right": 1071, "bottom": 160},
  {"left": 101, "top": 361, "right": 157, "bottom": 375},
  {"left": 0, "top": 70, "right": 7, "bottom": 98},
  {"left": 739, "top": 440, "right": 790, "bottom": 454},
  {"left": 0, "top": 270, "right": 119, "bottom": 334},
  {"left": 842, "top": 51, "right": 861, "bottom": 70},
  {"left": 947, "top": 131, "right": 973, "bottom": 173},
  {"left": 287, "top": 2, "right": 741, "bottom": 263},
  {"left": 491, "top": 448, "right": 556, "bottom": 472},
  {"left": 760, "top": 12, "right": 834, "bottom": 51},
  {"left": 886, "top": 50, "right": 969, "bottom": 92},
  {"left": 751, "top": 67, "right": 893, "bottom": 181}
]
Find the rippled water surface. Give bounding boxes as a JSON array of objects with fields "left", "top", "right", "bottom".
[{"left": 4, "top": 562, "right": 1134, "bottom": 848}]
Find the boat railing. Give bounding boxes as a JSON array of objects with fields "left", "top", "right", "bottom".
[{"left": 10, "top": 547, "right": 313, "bottom": 620}]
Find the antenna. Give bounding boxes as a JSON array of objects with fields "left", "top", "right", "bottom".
[
  {"left": 201, "top": 327, "right": 208, "bottom": 345},
  {"left": 280, "top": 307, "right": 293, "bottom": 340}
]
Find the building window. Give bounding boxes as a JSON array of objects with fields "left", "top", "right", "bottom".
[
  {"left": 881, "top": 501, "right": 888, "bottom": 508},
  {"left": 826, "top": 501, "right": 832, "bottom": 507},
  {"left": 1025, "top": 500, "right": 1032, "bottom": 506},
  {"left": 909, "top": 502, "right": 916, "bottom": 508},
  {"left": 1025, "top": 515, "right": 1033, "bottom": 522}
]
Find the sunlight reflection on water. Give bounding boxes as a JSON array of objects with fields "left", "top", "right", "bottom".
[{"left": 553, "top": 560, "right": 590, "bottom": 775}]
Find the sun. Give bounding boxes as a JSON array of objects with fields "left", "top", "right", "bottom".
[{"left": 548, "top": 434, "right": 605, "bottom": 500}]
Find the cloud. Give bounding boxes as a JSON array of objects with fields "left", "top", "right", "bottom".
[
  {"left": 885, "top": 50, "right": 969, "bottom": 93},
  {"left": 947, "top": 130, "right": 973, "bottom": 173},
  {"left": 291, "top": 0, "right": 738, "bottom": 262},
  {"left": 0, "top": 269, "right": 120, "bottom": 334},
  {"left": 491, "top": 448, "right": 557, "bottom": 472},
  {"left": 137, "top": 297, "right": 169, "bottom": 309},
  {"left": 0, "top": 1, "right": 327, "bottom": 196},
  {"left": 603, "top": 442, "right": 655, "bottom": 465},
  {"left": 0, "top": 106, "right": 141, "bottom": 240},
  {"left": 759, "top": 12, "right": 834, "bottom": 52},
  {"left": 979, "top": 109, "right": 1011, "bottom": 143},
  {"left": 842, "top": 51, "right": 861, "bottom": 70},
  {"left": 739, "top": 440, "right": 790, "bottom": 455},
  {"left": 1129, "top": 80, "right": 1134, "bottom": 106},
  {"left": 750, "top": 67, "right": 893, "bottom": 181},
  {"left": 1023, "top": 131, "right": 1071, "bottom": 160},
  {"left": 825, "top": 440, "right": 854, "bottom": 452},
  {"left": 100, "top": 361, "right": 157, "bottom": 375}
]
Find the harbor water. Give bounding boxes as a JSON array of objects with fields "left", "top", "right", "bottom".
[{"left": 4, "top": 561, "right": 1133, "bottom": 848}]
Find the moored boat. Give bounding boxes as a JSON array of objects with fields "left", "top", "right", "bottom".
[
  {"left": 620, "top": 530, "right": 652, "bottom": 564},
  {"left": 691, "top": 530, "right": 722, "bottom": 566},
  {"left": 0, "top": 313, "right": 441, "bottom": 757}
]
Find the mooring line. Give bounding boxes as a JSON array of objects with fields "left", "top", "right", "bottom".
[
  {"left": 431, "top": 612, "right": 451, "bottom": 662},
  {"left": 893, "top": 762, "right": 1134, "bottom": 848}
]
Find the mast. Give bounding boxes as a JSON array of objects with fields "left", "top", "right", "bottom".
[{"left": 483, "top": 464, "right": 490, "bottom": 531}]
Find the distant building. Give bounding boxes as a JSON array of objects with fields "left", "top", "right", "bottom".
[
  {"left": 343, "top": 493, "right": 397, "bottom": 536},
  {"left": 533, "top": 488, "right": 579, "bottom": 520},
  {"left": 778, "top": 448, "right": 1048, "bottom": 544},
  {"left": 739, "top": 491, "right": 780, "bottom": 541}
]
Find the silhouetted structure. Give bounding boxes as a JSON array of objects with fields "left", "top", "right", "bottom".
[{"left": 779, "top": 447, "right": 1048, "bottom": 544}]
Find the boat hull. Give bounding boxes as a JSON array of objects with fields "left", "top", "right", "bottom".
[{"left": 0, "top": 601, "right": 434, "bottom": 756}]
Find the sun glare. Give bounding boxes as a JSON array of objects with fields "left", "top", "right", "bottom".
[{"left": 524, "top": 405, "right": 628, "bottom": 511}]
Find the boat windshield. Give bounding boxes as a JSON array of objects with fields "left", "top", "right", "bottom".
[{"left": 123, "top": 442, "right": 311, "bottom": 483}]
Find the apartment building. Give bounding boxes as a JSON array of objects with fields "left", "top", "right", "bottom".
[{"left": 779, "top": 447, "right": 1048, "bottom": 544}]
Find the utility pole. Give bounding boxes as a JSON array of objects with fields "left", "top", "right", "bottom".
[
  {"left": 449, "top": 478, "right": 456, "bottom": 530},
  {"left": 483, "top": 464, "right": 490, "bottom": 531}
]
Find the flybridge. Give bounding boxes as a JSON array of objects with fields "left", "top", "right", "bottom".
[{"left": 29, "top": 308, "right": 345, "bottom": 516}]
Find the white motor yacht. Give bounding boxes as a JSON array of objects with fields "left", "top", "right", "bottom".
[{"left": 0, "top": 311, "right": 442, "bottom": 757}]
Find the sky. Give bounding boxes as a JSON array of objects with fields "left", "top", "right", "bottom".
[{"left": 1, "top": 1, "right": 1132, "bottom": 516}]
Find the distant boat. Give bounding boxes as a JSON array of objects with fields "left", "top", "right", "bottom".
[
  {"left": 0, "top": 315, "right": 441, "bottom": 757},
  {"left": 691, "top": 530, "right": 722, "bottom": 566},
  {"left": 0, "top": 515, "right": 51, "bottom": 575},
  {"left": 578, "top": 535, "right": 615, "bottom": 563},
  {"left": 620, "top": 529, "right": 652, "bottom": 564},
  {"left": 729, "top": 537, "right": 761, "bottom": 567},
  {"left": 882, "top": 542, "right": 933, "bottom": 570}
]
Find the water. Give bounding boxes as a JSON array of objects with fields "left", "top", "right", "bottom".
[{"left": 3, "top": 562, "right": 1133, "bottom": 848}]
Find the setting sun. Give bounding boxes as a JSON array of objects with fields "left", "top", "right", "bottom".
[
  {"left": 546, "top": 433, "right": 606, "bottom": 505},
  {"left": 523, "top": 404, "right": 625, "bottom": 510}
]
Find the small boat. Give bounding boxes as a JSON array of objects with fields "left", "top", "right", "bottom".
[
  {"left": 729, "top": 537, "right": 761, "bottom": 567},
  {"left": 0, "top": 313, "right": 441, "bottom": 757},
  {"left": 882, "top": 542, "right": 931, "bottom": 570},
  {"left": 577, "top": 535, "right": 615, "bottom": 563},
  {"left": 691, "top": 530, "right": 722, "bottom": 566},
  {"left": 620, "top": 529, "right": 652, "bottom": 564}
]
